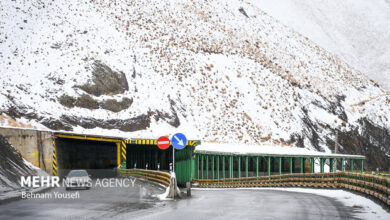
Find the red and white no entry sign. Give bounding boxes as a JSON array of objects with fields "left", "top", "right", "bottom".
[{"left": 157, "top": 136, "right": 170, "bottom": 150}]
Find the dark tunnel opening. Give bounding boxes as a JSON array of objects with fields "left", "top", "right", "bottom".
[
  {"left": 126, "top": 144, "right": 173, "bottom": 172},
  {"left": 56, "top": 138, "right": 117, "bottom": 178}
]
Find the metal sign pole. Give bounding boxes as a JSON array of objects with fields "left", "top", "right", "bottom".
[
  {"left": 173, "top": 146, "right": 175, "bottom": 172},
  {"left": 171, "top": 133, "right": 186, "bottom": 173}
]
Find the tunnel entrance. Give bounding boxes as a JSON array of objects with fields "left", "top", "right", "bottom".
[
  {"left": 55, "top": 137, "right": 118, "bottom": 178},
  {"left": 125, "top": 144, "right": 173, "bottom": 171},
  {"left": 124, "top": 139, "right": 198, "bottom": 185},
  {"left": 53, "top": 134, "right": 199, "bottom": 183}
]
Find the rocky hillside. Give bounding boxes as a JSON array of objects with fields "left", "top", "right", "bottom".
[
  {"left": 0, "top": 135, "right": 36, "bottom": 193},
  {"left": 0, "top": 0, "right": 389, "bottom": 170}
]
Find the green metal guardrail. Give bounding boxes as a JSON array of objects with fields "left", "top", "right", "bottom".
[
  {"left": 118, "top": 169, "right": 171, "bottom": 186},
  {"left": 193, "top": 171, "right": 390, "bottom": 206},
  {"left": 194, "top": 153, "right": 366, "bottom": 180}
]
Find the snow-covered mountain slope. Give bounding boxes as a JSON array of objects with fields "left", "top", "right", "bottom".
[
  {"left": 253, "top": 0, "right": 390, "bottom": 91},
  {"left": 0, "top": 0, "right": 389, "bottom": 169}
]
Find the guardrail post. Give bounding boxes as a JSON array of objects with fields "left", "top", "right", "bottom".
[
  {"left": 311, "top": 157, "right": 314, "bottom": 173},
  {"left": 139, "top": 149, "right": 142, "bottom": 169},
  {"left": 191, "top": 154, "right": 195, "bottom": 181},
  {"left": 330, "top": 158, "right": 334, "bottom": 173},
  {"left": 129, "top": 148, "right": 132, "bottom": 169},
  {"left": 360, "top": 159, "right": 364, "bottom": 173},
  {"left": 340, "top": 158, "right": 344, "bottom": 171},
  {"left": 196, "top": 155, "right": 199, "bottom": 179},
  {"left": 135, "top": 149, "right": 139, "bottom": 169},
  {"left": 300, "top": 158, "right": 304, "bottom": 173},
  {"left": 245, "top": 156, "right": 249, "bottom": 177},
  {"left": 129, "top": 144, "right": 133, "bottom": 169},
  {"left": 289, "top": 157, "right": 293, "bottom": 173},
  {"left": 320, "top": 158, "right": 324, "bottom": 173},
  {"left": 222, "top": 155, "right": 225, "bottom": 179},
  {"left": 136, "top": 150, "right": 139, "bottom": 169},
  {"left": 238, "top": 156, "right": 241, "bottom": 178},
  {"left": 350, "top": 159, "right": 354, "bottom": 172},
  {"left": 293, "top": 158, "right": 296, "bottom": 173},
  {"left": 133, "top": 150, "right": 136, "bottom": 169},
  {"left": 211, "top": 155, "right": 215, "bottom": 179},
  {"left": 216, "top": 155, "right": 220, "bottom": 179},
  {"left": 229, "top": 156, "right": 233, "bottom": 178},
  {"left": 156, "top": 151, "right": 160, "bottom": 170},
  {"left": 142, "top": 149, "right": 145, "bottom": 169},
  {"left": 267, "top": 157, "right": 271, "bottom": 176},
  {"left": 134, "top": 149, "right": 141, "bottom": 169},
  {"left": 206, "top": 155, "right": 209, "bottom": 179},
  {"left": 186, "top": 182, "right": 191, "bottom": 197},
  {"left": 256, "top": 156, "right": 259, "bottom": 177},
  {"left": 278, "top": 157, "right": 282, "bottom": 175},
  {"left": 201, "top": 154, "right": 204, "bottom": 179}
]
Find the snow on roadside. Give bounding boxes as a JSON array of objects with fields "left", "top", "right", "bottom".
[
  {"left": 153, "top": 172, "right": 178, "bottom": 201},
  {"left": 22, "top": 158, "right": 49, "bottom": 178},
  {"left": 193, "top": 187, "right": 390, "bottom": 219},
  {"left": 154, "top": 186, "right": 172, "bottom": 201}
]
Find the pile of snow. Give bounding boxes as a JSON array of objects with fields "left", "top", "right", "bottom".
[
  {"left": 0, "top": 0, "right": 389, "bottom": 157},
  {"left": 155, "top": 185, "right": 172, "bottom": 201},
  {"left": 154, "top": 172, "right": 182, "bottom": 200}
]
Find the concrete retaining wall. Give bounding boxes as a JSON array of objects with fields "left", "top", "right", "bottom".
[{"left": 0, "top": 127, "right": 53, "bottom": 174}]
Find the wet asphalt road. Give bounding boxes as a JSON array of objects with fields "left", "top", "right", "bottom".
[
  {"left": 128, "top": 189, "right": 356, "bottom": 220},
  {"left": 0, "top": 178, "right": 165, "bottom": 220},
  {"left": 0, "top": 179, "right": 357, "bottom": 220}
]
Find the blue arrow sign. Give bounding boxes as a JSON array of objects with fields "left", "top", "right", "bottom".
[{"left": 171, "top": 133, "right": 187, "bottom": 150}]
